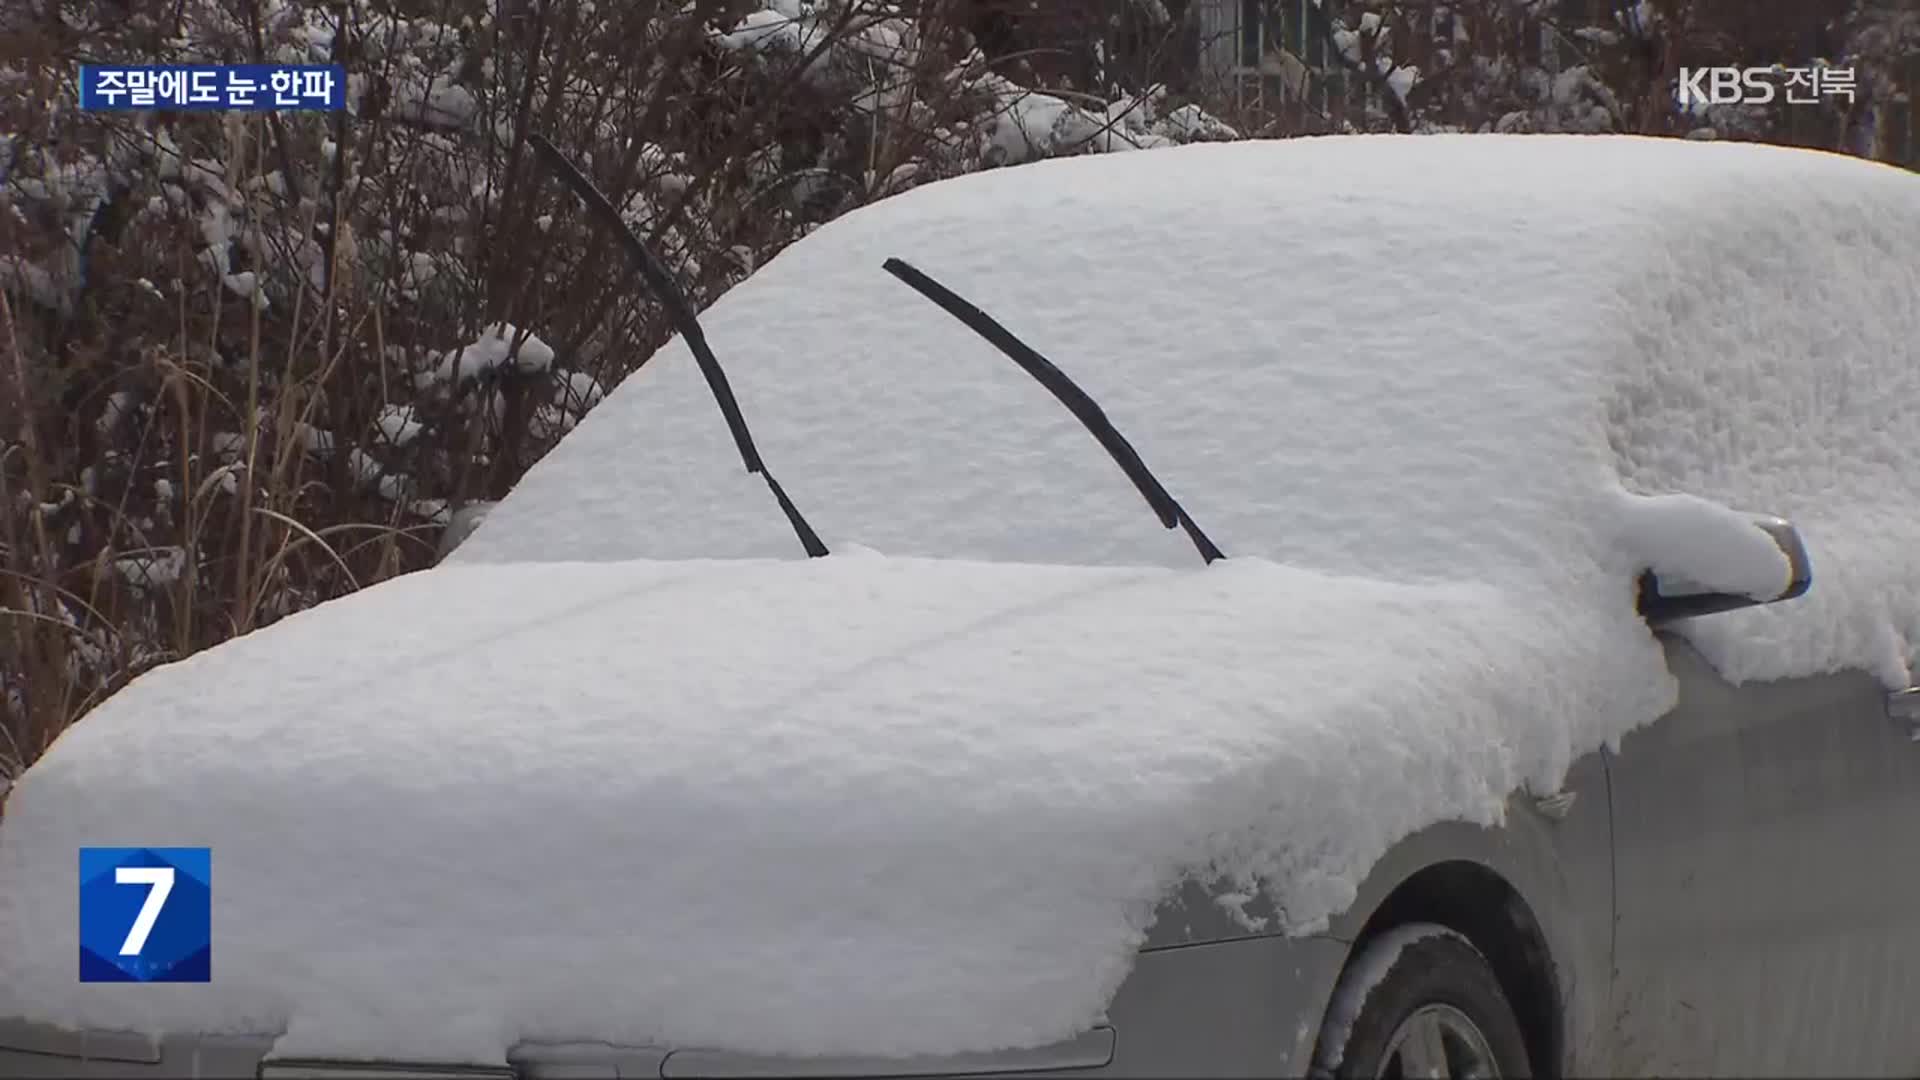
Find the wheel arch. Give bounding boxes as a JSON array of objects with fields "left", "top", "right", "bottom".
[
  {"left": 1323, "top": 859, "right": 1561, "bottom": 1078},
  {"left": 1311, "top": 771, "right": 1614, "bottom": 1080}
]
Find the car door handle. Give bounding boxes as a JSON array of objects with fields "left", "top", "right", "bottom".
[{"left": 1891, "top": 688, "right": 1920, "bottom": 741}]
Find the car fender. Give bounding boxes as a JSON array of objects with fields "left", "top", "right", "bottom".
[{"left": 1317, "top": 750, "right": 1615, "bottom": 1076}]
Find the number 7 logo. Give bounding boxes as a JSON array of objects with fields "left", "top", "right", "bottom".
[
  {"left": 79, "top": 847, "right": 211, "bottom": 982},
  {"left": 114, "top": 866, "right": 175, "bottom": 956}
]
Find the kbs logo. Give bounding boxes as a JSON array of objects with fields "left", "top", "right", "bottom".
[
  {"left": 78, "top": 848, "right": 211, "bottom": 982},
  {"left": 1677, "top": 66, "right": 1856, "bottom": 107}
]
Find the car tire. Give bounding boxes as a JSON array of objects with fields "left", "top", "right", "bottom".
[{"left": 1312, "top": 922, "right": 1533, "bottom": 1079}]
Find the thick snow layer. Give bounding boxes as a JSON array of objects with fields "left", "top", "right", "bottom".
[
  {"left": 1609, "top": 492, "right": 1793, "bottom": 598},
  {"left": 0, "top": 554, "right": 1669, "bottom": 1061},
  {"left": 3, "top": 134, "right": 1918, "bottom": 1063},
  {"left": 458, "top": 135, "right": 1920, "bottom": 687}
]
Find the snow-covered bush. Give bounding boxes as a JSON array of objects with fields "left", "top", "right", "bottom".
[
  {"left": 0, "top": 0, "right": 1238, "bottom": 782},
  {"left": 1282, "top": 0, "right": 1915, "bottom": 146}
]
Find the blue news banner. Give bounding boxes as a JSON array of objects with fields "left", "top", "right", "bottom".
[
  {"left": 80, "top": 65, "right": 344, "bottom": 111},
  {"left": 78, "top": 847, "right": 212, "bottom": 982}
]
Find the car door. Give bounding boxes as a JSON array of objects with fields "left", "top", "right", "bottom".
[{"left": 1603, "top": 633, "right": 1920, "bottom": 1076}]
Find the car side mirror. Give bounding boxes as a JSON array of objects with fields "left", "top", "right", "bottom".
[{"left": 1638, "top": 515, "right": 1812, "bottom": 625}]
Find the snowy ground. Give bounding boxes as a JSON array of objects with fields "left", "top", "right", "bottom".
[{"left": 1, "top": 133, "right": 1916, "bottom": 1063}]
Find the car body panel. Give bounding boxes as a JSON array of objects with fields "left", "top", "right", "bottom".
[
  {"left": 1605, "top": 636, "right": 1920, "bottom": 1077},
  {"left": 656, "top": 1027, "right": 1116, "bottom": 1077},
  {"left": 1312, "top": 630, "right": 1920, "bottom": 1077},
  {"left": 650, "top": 933, "right": 1350, "bottom": 1079},
  {"left": 1086, "top": 933, "right": 1350, "bottom": 1078},
  {"left": 0, "top": 935, "right": 1350, "bottom": 1079},
  {"left": 1319, "top": 751, "right": 1615, "bottom": 1076},
  {"left": 0, "top": 1026, "right": 271, "bottom": 1079}
]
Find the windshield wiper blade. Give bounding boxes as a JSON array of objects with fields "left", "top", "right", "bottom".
[
  {"left": 881, "top": 258, "right": 1224, "bottom": 565},
  {"left": 528, "top": 133, "right": 828, "bottom": 558}
]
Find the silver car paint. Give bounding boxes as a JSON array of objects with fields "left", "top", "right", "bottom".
[
  {"left": 1317, "top": 753, "right": 1615, "bottom": 1076},
  {"left": 5, "top": 634, "right": 1918, "bottom": 1078},
  {"left": 0, "top": 935, "right": 1351, "bottom": 1078},
  {"left": 1605, "top": 637, "right": 1920, "bottom": 1076}
]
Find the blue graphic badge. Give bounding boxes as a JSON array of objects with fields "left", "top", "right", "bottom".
[{"left": 78, "top": 848, "right": 211, "bottom": 982}]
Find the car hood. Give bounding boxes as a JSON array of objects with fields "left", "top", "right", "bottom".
[{"left": 0, "top": 551, "right": 1672, "bottom": 1062}]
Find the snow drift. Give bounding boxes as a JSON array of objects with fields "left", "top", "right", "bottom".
[{"left": 2, "top": 134, "right": 1917, "bottom": 1063}]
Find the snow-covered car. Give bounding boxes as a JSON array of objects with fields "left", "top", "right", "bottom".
[{"left": 4, "top": 133, "right": 1920, "bottom": 1079}]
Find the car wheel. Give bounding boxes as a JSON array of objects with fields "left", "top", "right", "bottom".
[{"left": 1312, "top": 923, "right": 1533, "bottom": 1080}]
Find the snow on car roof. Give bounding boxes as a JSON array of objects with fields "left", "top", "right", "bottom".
[
  {"left": 456, "top": 130, "right": 1920, "bottom": 681},
  {"left": 1, "top": 134, "right": 1915, "bottom": 1064},
  {"left": 458, "top": 132, "right": 1920, "bottom": 682}
]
